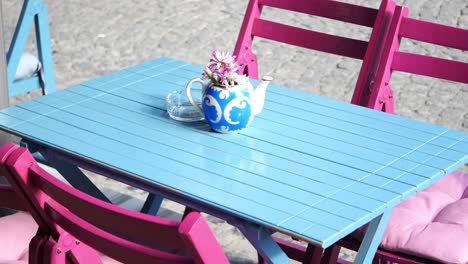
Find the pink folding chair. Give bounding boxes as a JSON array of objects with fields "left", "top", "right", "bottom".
[
  {"left": 0, "top": 143, "right": 229, "bottom": 264},
  {"left": 333, "top": 5, "right": 468, "bottom": 264},
  {"left": 233, "top": 0, "right": 396, "bottom": 110},
  {"left": 233, "top": 0, "right": 402, "bottom": 263}
]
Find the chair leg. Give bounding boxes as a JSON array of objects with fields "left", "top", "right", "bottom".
[
  {"left": 42, "top": 239, "right": 67, "bottom": 264},
  {"left": 321, "top": 245, "right": 340, "bottom": 264},
  {"left": 303, "top": 243, "right": 323, "bottom": 264},
  {"left": 258, "top": 253, "right": 264, "bottom": 264},
  {"left": 29, "top": 231, "right": 49, "bottom": 264},
  {"left": 183, "top": 206, "right": 195, "bottom": 219}
]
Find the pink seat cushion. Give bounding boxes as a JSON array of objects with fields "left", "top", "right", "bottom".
[
  {"left": 354, "top": 170, "right": 468, "bottom": 263},
  {"left": 0, "top": 212, "right": 37, "bottom": 264}
]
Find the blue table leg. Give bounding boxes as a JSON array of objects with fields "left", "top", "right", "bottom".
[
  {"left": 21, "top": 140, "right": 111, "bottom": 203},
  {"left": 140, "top": 193, "right": 163, "bottom": 215},
  {"left": 238, "top": 223, "right": 291, "bottom": 264},
  {"left": 41, "top": 149, "right": 111, "bottom": 203},
  {"left": 21, "top": 140, "right": 165, "bottom": 214},
  {"left": 354, "top": 208, "right": 393, "bottom": 264}
]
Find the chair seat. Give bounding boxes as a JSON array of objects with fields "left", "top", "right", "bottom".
[
  {"left": 15, "top": 53, "right": 41, "bottom": 80},
  {"left": 354, "top": 170, "right": 468, "bottom": 263},
  {"left": 0, "top": 212, "right": 36, "bottom": 264}
]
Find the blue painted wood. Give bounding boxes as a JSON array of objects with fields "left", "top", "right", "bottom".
[
  {"left": 0, "top": 57, "right": 466, "bottom": 252},
  {"left": 9, "top": 67, "right": 462, "bottom": 192},
  {"left": 354, "top": 209, "right": 393, "bottom": 264},
  {"left": 50, "top": 71, "right": 460, "bottom": 221},
  {"left": 239, "top": 224, "right": 291, "bottom": 264},
  {"left": 44, "top": 90, "right": 410, "bottom": 230},
  {"left": 86, "top": 63, "right": 458, "bottom": 165},
  {"left": 38, "top": 146, "right": 111, "bottom": 203},
  {"left": 9, "top": 76, "right": 41, "bottom": 96},
  {"left": 19, "top": 139, "right": 110, "bottom": 203},
  {"left": 140, "top": 193, "right": 164, "bottom": 215},
  {"left": 44, "top": 90, "right": 403, "bottom": 207},
  {"left": 6, "top": 1, "right": 34, "bottom": 83},
  {"left": 0, "top": 109, "right": 370, "bottom": 241},
  {"left": 34, "top": 5, "right": 56, "bottom": 94},
  {"left": 8, "top": 104, "right": 359, "bottom": 232},
  {"left": 0, "top": 114, "right": 309, "bottom": 234},
  {"left": 7, "top": 0, "right": 56, "bottom": 96},
  {"left": 78, "top": 75, "right": 449, "bottom": 191}
]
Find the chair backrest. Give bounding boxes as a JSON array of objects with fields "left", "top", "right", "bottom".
[
  {"left": 233, "top": 0, "right": 396, "bottom": 104},
  {"left": 362, "top": 5, "right": 468, "bottom": 113},
  {"left": 350, "top": 8, "right": 468, "bottom": 263},
  {"left": 0, "top": 144, "right": 228, "bottom": 264},
  {"left": 7, "top": 0, "right": 56, "bottom": 97}
]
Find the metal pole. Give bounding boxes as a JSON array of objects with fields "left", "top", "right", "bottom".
[
  {"left": 0, "top": 1, "right": 9, "bottom": 109},
  {"left": 0, "top": 2, "right": 12, "bottom": 146},
  {"left": 0, "top": 1, "right": 14, "bottom": 217},
  {"left": 0, "top": 1, "right": 11, "bottom": 145}
]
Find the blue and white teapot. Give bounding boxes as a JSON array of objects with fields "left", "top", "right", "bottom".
[{"left": 186, "top": 76, "right": 273, "bottom": 134}]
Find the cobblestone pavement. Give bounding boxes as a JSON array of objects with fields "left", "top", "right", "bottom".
[{"left": 2, "top": 0, "right": 467, "bottom": 263}]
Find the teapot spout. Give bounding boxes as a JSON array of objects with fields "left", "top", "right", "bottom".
[{"left": 252, "top": 76, "right": 273, "bottom": 115}]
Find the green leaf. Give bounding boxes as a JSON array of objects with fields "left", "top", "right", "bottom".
[{"left": 206, "top": 71, "right": 220, "bottom": 85}]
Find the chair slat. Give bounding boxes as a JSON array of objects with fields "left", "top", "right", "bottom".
[
  {"left": 258, "top": 0, "right": 378, "bottom": 27},
  {"left": 392, "top": 51, "right": 468, "bottom": 84},
  {"left": 400, "top": 17, "right": 468, "bottom": 51},
  {"left": 252, "top": 19, "right": 368, "bottom": 59},
  {"left": 28, "top": 167, "right": 186, "bottom": 250},
  {"left": 45, "top": 201, "right": 192, "bottom": 264}
]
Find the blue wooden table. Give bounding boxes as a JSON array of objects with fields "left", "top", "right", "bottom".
[{"left": 0, "top": 57, "right": 467, "bottom": 264}]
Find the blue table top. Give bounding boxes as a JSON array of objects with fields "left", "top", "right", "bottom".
[{"left": 0, "top": 57, "right": 467, "bottom": 247}]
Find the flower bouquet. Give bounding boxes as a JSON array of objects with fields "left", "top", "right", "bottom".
[{"left": 185, "top": 50, "right": 271, "bottom": 133}]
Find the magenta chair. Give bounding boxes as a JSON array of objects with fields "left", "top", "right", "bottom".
[
  {"left": 233, "top": 0, "right": 396, "bottom": 110},
  {"left": 0, "top": 143, "right": 229, "bottom": 264},
  {"left": 233, "top": 0, "right": 400, "bottom": 263},
  {"left": 333, "top": 5, "right": 468, "bottom": 264}
]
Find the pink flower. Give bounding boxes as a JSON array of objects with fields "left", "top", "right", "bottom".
[
  {"left": 202, "top": 50, "right": 247, "bottom": 88},
  {"left": 211, "top": 50, "right": 236, "bottom": 65}
]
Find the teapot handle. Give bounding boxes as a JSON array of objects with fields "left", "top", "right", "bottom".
[{"left": 185, "top": 78, "right": 205, "bottom": 116}]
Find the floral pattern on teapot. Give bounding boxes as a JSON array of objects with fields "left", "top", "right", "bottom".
[{"left": 202, "top": 84, "right": 254, "bottom": 133}]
